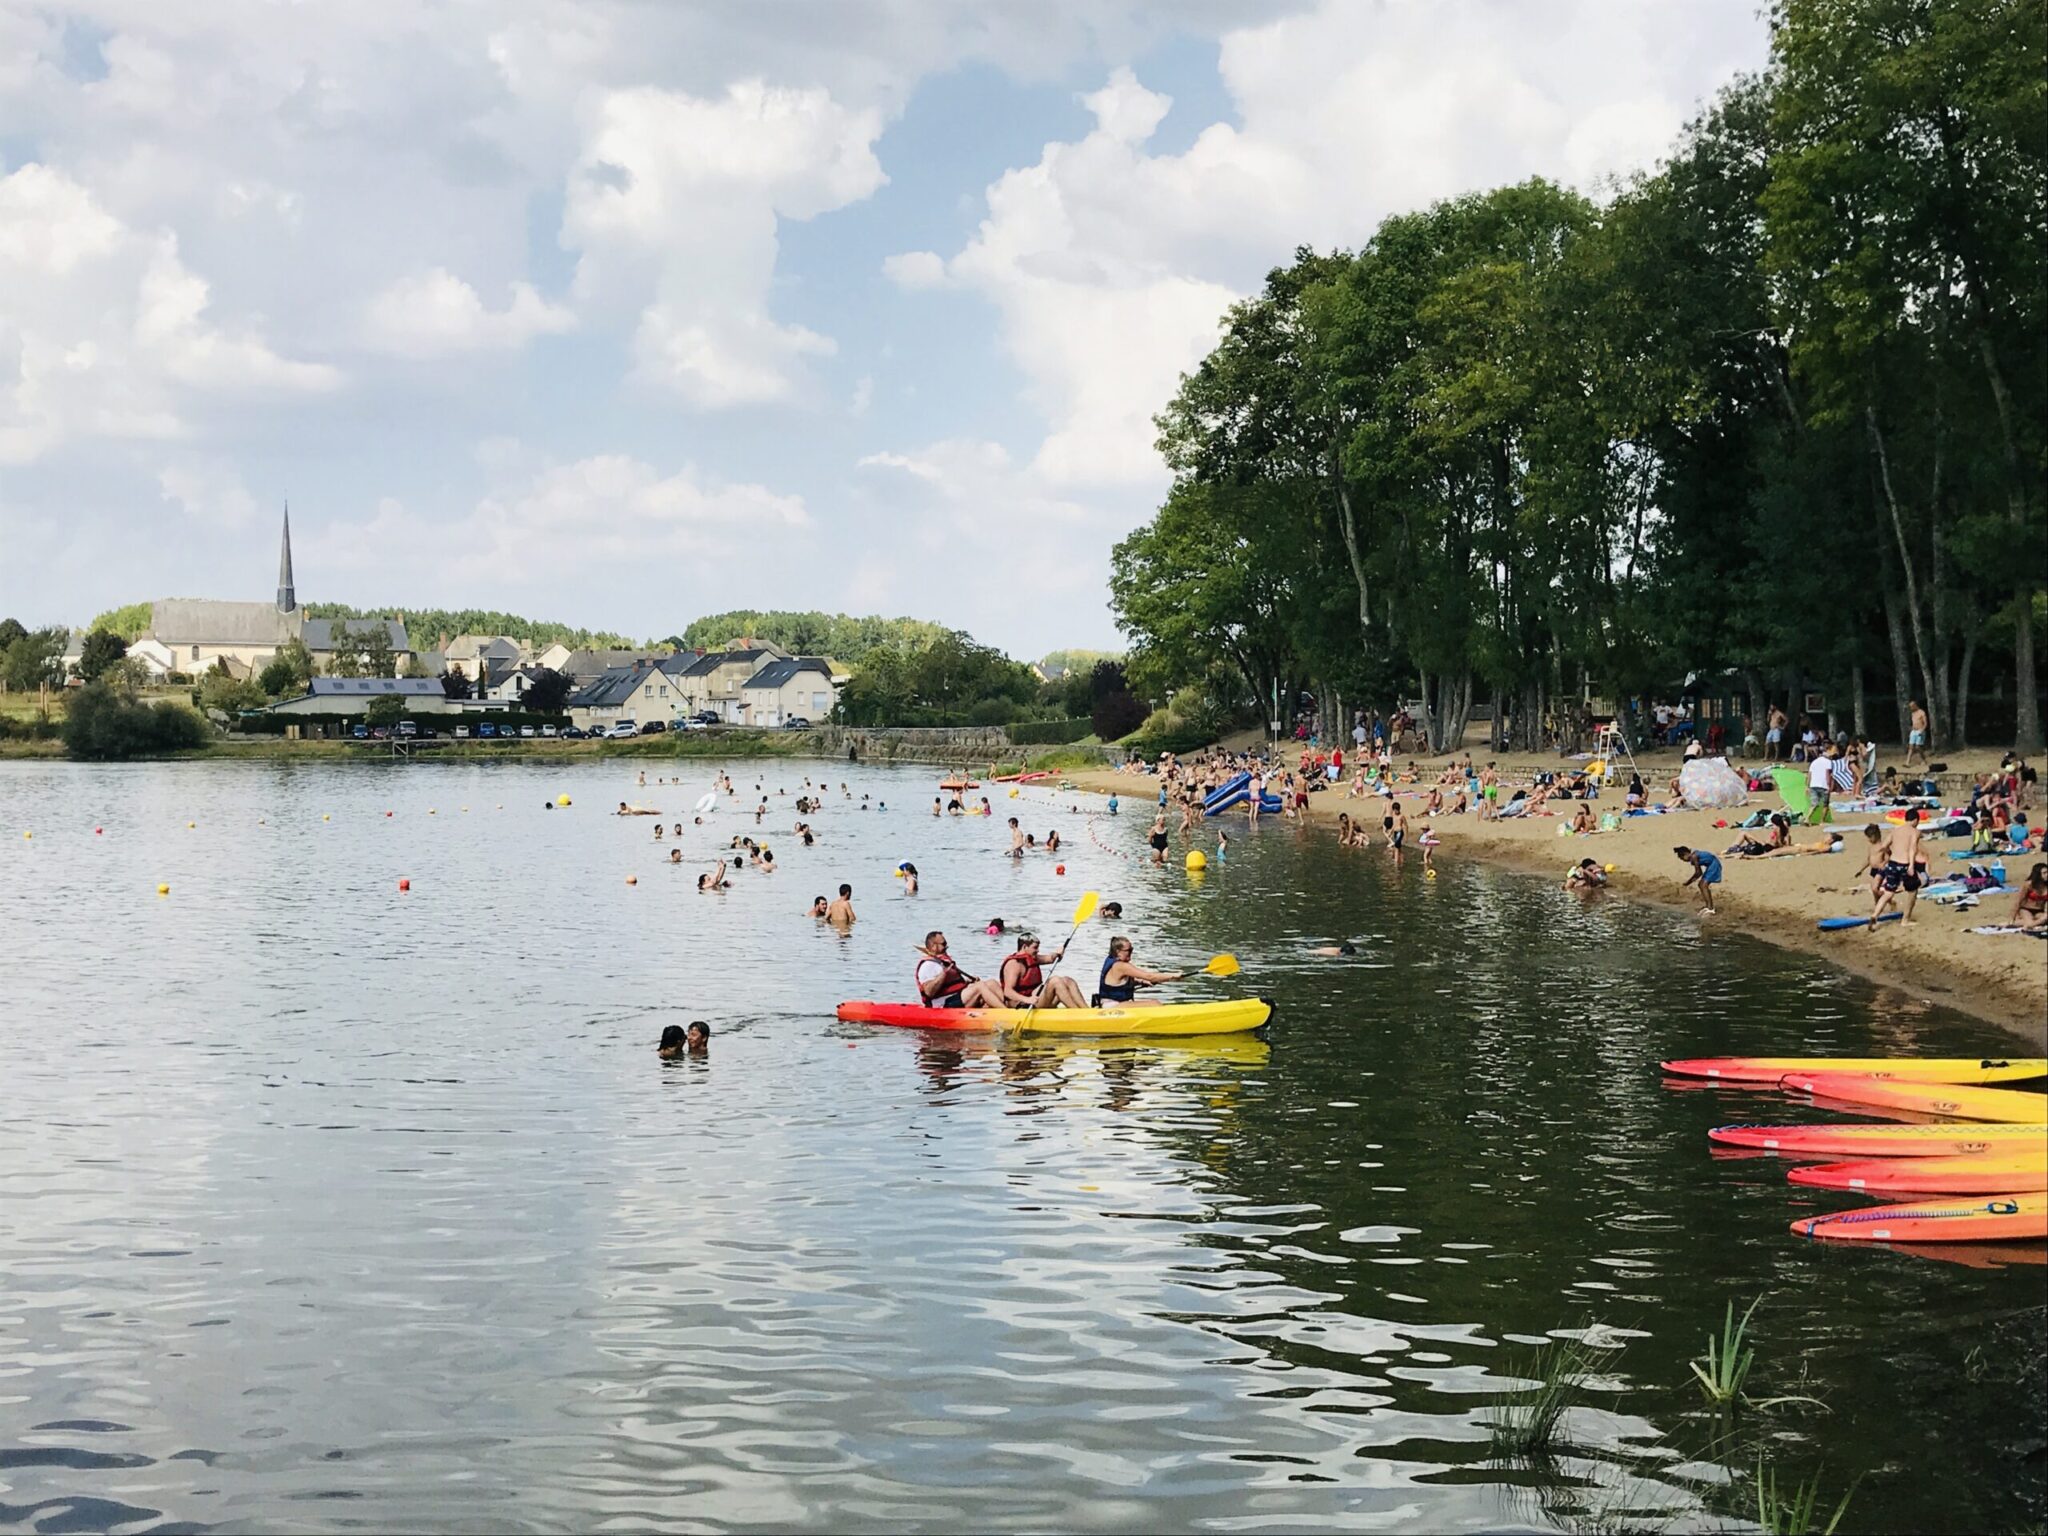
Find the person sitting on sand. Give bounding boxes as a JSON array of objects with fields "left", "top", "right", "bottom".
[
  {"left": 1000, "top": 935, "right": 1088, "bottom": 1009},
  {"left": 2010, "top": 863, "right": 2048, "bottom": 930},
  {"left": 1674, "top": 845, "right": 1721, "bottom": 914},
  {"left": 1097, "top": 936, "right": 1185, "bottom": 1006},
  {"left": 1569, "top": 803, "right": 1597, "bottom": 836},
  {"left": 1564, "top": 857, "right": 1607, "bottom": 891},
  {"left": 916, "top": 931, "right": 1009, "bottom": 1010}
]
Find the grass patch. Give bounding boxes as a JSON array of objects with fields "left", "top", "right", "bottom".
[{"left": 1487, "top": 1335, "right": 1618, "bottom": 1460}]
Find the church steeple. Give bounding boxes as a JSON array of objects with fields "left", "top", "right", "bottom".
[{"left": 277, "top": 500, "right": 297, "bottom": 613}]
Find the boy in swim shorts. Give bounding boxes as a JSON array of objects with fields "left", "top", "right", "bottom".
[{"left": 1674, "top": 845, "right": 1721, "bottom": 914}]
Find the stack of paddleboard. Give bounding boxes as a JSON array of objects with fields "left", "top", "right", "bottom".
[{"left": 1663, "top": 1056, "right": 2048, "bottom": 1244}]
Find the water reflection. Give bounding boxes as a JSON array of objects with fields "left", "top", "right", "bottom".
[{"left": 0, "top": 758, "right": 2040, "bottom": 1533}]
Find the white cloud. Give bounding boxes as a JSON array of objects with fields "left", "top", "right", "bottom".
[
  {"left": 563, "top": 80, "right": 886, "bottom": 406},
  {"left": 0, "top": 162, "right": 336, "bottom": 465},
  {"left": 891, "top": 4, "right": 1762, "bottom": 488},
  {"left": 309, "top": 453, "right": 808, "bottom": 589},
  {"left": 363, "top": 269, "right": 573, "bottom": 358},
  {"left": 157, "top": 456, "right": 259, "bottom": 530}
]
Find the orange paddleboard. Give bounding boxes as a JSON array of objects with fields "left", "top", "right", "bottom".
[
  {"left": 1781, "top": 1074, "right": 2048, "bottom": 1124},
  {"left": 1792, "top": 1193, "right": 2046, "bottom": 1243},
  {"left": 1787, "top": 1151, "right": 2048, "bottom": 1196}
]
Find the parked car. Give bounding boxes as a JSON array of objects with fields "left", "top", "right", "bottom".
[
  {"left": 638, "top": 720, "right": 667, "bottom": 735},
  {"left": 691, "top": 710, "right": 720, "bottom": 725},
  {"left": 783, "top": 716, "right": 811, "bottom": 730},
  {"left": 519, "top": 724, "right": 536, "bottom": 738},
  {"left": 603, "top": 721, "right": 638, "bottom": 739},
  {"left": 351, "top": 724, "right": 369, "bottom": 739},
  {"left": 560, "top": 726, "right": 587, "bottom": 739},
  {"left": 370, "top": 726, "right": 390, "bottom": 740},
  {"left": 454, "top": 724, "right": 471, "bottom": 738},
  {"left": 477, "top": 722, "right": 497, "bottom": 738},
  {"left": 540, "top": 724, "right": 558, "bottom": 738},
  {"left": 396, "top": 720, "right": 418, "bottom": 738}
]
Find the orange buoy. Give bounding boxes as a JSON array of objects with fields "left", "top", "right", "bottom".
[
  {"left": 398, "top": 878, "right": 411, "bottom": 892},
  {"left": 1055, "top": 864, "right": 1066, "bottom": 875}
]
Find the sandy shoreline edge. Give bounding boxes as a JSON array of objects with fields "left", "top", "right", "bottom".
[{"left": 1040, "top": 761, "right": 2046, "bottom": 1051}]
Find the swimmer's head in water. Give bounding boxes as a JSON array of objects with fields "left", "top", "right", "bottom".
[
  {"left": 686, "top": 1021, "right": 710, "bottom": 1048},
  {"left": 1100, "top": 902, "right": 1123, "bottom": 920},
  {"left": 1339, "top": 942, "right": 1357, "bottom": 955},
  {"left": 987, "top": 918, "right": 1005, "bottom": 934},
  {"left": 658, "top": 1024, "right": 686, "bottom": 1055}
]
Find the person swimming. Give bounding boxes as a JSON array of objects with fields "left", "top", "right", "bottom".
[
  {"left": 658, "top": 1022, "right": 710, "bottom": 1057},
  {"left": 810, "top": 895, "right": 830, "bottom": 916},
  {"left": 1307, "top": 942, "right": 1358, "bottom": 956}
]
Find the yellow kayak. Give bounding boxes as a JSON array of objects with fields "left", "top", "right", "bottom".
[
  {"left": 1784, "top": 1074, "right": 2048, "bottom": 1124},
  {"left": 1664, "top": 1055, "right": 2045, "bottom": 1086},
  {"left": 836, "top": 997, "right": 1273, "bottom": 1037}
]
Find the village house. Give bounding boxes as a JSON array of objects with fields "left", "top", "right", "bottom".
[
  {"left": 738, "top": 656, "right": 836, "bottom": 726},
  {"left": 441, "top": 635, "right": 524, "bottom": 683},
  {"left": 566, "top": 655, "right": 694, "bottom": 731},
  {"left": 676, "top": 642, "right": 789, "bottom": 721}
]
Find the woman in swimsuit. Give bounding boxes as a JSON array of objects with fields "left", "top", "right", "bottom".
[
  {"left": 1097, "top": 937, "right": 1184, "bottom": 1006},
  {"left": 2012, "top": 863, "right": 2048, "bottom": 930}
]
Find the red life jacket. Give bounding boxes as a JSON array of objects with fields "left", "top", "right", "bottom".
[
  {"left": 1005, "top": 948, "right": 1044, "bottom": 996},
  {"left": 918, "top": 954, "right": 968, "bottom": 1005}
]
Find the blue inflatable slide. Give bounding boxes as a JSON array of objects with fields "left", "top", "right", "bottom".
[{"left": 1203, "top": 772, "right": 1283, "bottom": 817}]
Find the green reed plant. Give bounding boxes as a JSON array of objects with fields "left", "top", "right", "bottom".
[
  {"left": 1755, "top": 1460, "right": 1855, "bottom": 1535},
  {"left": 1690, "top": 1296, "right": 1760, "bottom": 1408}
]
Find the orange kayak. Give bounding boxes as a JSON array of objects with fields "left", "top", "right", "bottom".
[
  {"left": 1792, "top": 1193, "right": 2047, "bottom": 1243},
  {"left": 1787, "top": 1151, "right": 2048, "bottom": 1196},
  {"left": 1664, "top": 1056, "right": 2043, "bottom": 1086},
  {"left": 1710, "top": 1122, "right": 2045, "bottom": 1157},
  {"left": 1781, "top": 1074, "right": 2048, "bottom": 1124}
]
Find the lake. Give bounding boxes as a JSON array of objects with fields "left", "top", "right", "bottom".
[{"left": 1, "top": 758, "right": 2040, "bottom": 1533}]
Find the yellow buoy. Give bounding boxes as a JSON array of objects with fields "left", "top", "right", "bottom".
[
  {"left": 557, "top": 794, "right": 572, "bottom": 807},
  {"left": 21, "top": 831, "right": 29, "bottom": 840},
  {"left": 156, "top": 883, "right": 169, "bottom": 895},
  {"left": 322, "top": 814, "right": 331, "bottom": 821},
  {"left": 186, "top": 821, "right": 196, "bottom": 829},
  {"left": 1185, "top": 850, "right": 1207, "bottom": 871}
]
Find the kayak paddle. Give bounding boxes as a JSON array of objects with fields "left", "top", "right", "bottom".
[{"left": 1015, "top": 889, "right": 1098, "bottom": 1034}]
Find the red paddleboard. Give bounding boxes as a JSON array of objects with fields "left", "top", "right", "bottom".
[
  {"left": 1792, "top": 1194, "right": 2047, "bottom": 1243},
  {"left": 1710, "top": 1122, "right": 2045, "bottom": 1158},
  {"left": 1787, "top": 1151, "right": 2048, "bottom": 1196},
  {"left": 1780, "top": 1074, "right": 2048, "bottom": 1124}
]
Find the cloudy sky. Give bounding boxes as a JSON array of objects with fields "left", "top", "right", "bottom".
[{"left": 0, "top": 1, "right": 1768, "bottom": 657}]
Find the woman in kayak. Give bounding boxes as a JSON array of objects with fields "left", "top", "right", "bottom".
[
  {"left": 1097, "top": 936, "right": 1185, "bottom": 1005},
  {"left": 999, "top": 935, "right": 1088, "bottom": 1009},
  {"left": 916, "top": 931, "right": 1009, "bottom": 1009}
]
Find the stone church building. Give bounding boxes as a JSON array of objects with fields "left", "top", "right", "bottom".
[{"left": 145, "top": 507, "right": 412, "bottom": 679}]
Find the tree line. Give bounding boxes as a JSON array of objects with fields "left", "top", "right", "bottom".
[{"left": 1111, "top": 0, "right": 2044, "bottom": 754}]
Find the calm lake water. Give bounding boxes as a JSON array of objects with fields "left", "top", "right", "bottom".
[{"left": 1, "top": 758, "right": 2041, "bottom": 1534}]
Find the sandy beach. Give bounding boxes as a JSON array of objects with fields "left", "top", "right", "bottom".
[{"left": 1053, "top": 745, "right": 2047, "bottom": 1049}]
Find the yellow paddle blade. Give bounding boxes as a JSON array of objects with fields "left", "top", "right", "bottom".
[
  {"left": 1202, "top": 954, "right": 1241, "bottom": 977},
  {"left": 1072, "top": 890, "right": 1100, "bottom": 925}
]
